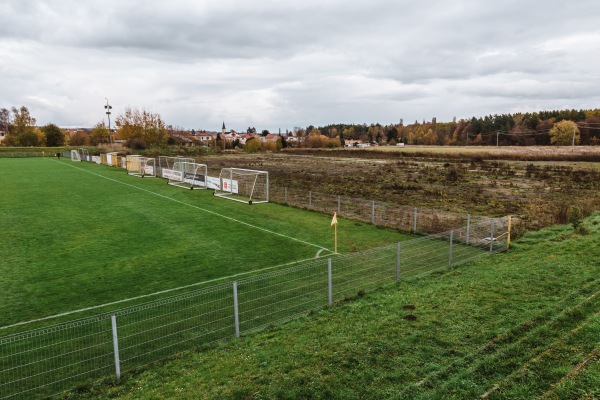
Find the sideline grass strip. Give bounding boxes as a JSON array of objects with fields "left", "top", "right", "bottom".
[{"left": 61, "top": 213, "right": 600, "bottom": 399}]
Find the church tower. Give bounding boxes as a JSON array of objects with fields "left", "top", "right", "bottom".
[{"left": 222, "top": 122, "right": 226, "bottom": 135}]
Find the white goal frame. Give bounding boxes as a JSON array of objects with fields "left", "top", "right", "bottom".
[
  {"left": 127, "top": 155, "right": 156, "bottom": 178},
  {"left": 70, "top": 149, "right": 81, "bottom": 162},
  {"left": 167, "top": 161, "right": 208, "bottom": 190},
  {"left": 78, "top": 148, "right": 89, "bottom": 161},
  {"left": 214, "top": 168, "right": 269, "bottom": 204},
  {"left": 158, "top": 156, "right": 195, "bottom": 180}
]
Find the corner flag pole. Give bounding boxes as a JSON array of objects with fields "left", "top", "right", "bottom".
[
  {"left": 331, "top": 212, "right": 338, "bottom": 254},
  {"left": 507, "top": 215, "right": 512, "bottom": 251}
]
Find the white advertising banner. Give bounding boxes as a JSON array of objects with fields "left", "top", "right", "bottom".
[
  {"left": 162, "top": 168, "right": 183, "bottom": 181},
  {"left": 205, "top": 176, "right": 238, "bottom": 193},
  {"left": 183, "top": 172, "right": 206, "bottom": 187},
  {"left": 206, "top": 176, "right": 220, "bottom": 190},
  {"left": 221, "top": 178, "right": 239, "bottom": 194}
]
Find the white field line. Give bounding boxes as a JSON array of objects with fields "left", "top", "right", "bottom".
[
  {"left": 58, "top": 159, "right": 331, "bottom": 252},
  {"left": 0, "top": 159, "right": 336, "bottom": 330},
  {"left": 0, "top": 255, "right": 329, "bottom": 330}
]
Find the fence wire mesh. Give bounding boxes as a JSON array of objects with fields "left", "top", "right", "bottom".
[
  {"left": 269, "top": 186, "right": 491, "bottom": 235},
  {"left": 0, "top": 218, "right": 510, "bottom": 399},
  {"left": 0, "top": 152, "right": 47, "bottom": 158}
]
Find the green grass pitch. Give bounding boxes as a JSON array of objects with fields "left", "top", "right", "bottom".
[{"left": 0, "top": 157, "right": 414, "bottom": 328}]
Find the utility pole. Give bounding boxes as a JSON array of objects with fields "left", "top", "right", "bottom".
[
  {"left": 572, "top": 125, "right": 576, "bottom": 147},
  {"left": 105, "top": 98, "right": 112, "bottom": 145},
  {"left": 496, "top": 130, "right": 499, "bottom": 146}
]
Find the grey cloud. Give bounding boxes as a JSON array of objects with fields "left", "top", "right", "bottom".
[{"left": 1, "top": 0, "right": 600, "bottom": 130}]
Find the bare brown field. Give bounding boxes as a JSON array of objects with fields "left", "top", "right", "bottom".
[{"left": 197, "top": 147, "right": 600, "bottom": 231}]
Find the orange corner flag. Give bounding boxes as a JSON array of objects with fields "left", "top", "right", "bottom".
[{"left": 331, "top": 212, "right": 337, "bottom": 226}]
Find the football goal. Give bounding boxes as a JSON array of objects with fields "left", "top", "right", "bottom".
[
  {"left": 214, "top": 168, "right": 269, "bottom": 204},
  {"left": 126, "top": 155, "right": 156, "bottom": 178},
  {"left": 70, "top": 150, "right": 81, "bottom": 162},
  {"left": 158, "top": 156, "right": 195, "bottom": 180},
  {"left": 167, "top": 161, "right": 208, "bottom": 190},
  {"left": 78, "top": 148, "right": 89, "bottom": 161}
]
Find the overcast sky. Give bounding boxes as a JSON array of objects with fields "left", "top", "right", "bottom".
[{"left": 2, "top": 1, "right": 600, "bottom": 132}]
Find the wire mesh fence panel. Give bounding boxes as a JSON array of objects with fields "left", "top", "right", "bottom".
[
  {"left": 116, "top": 283, "right": 235, "bottom": 372},
  {"left": 310, "top": 191, "right": 337, "bottom": 214},
  {"left": 237, "top": 259, "right": 329, "bottom": 334},
  {"left": 340, "top": 196, "right": 372, "bottom": 222},
  {"left": 331, "top": 245, "right": 397, "bottom": 300},
  {"left": 0, "top": 216, "right": 511, "bottom": 399},
  {"left": 398, "top": 235, "right": 455, "bottom": 278},
  {"left": 271, "top": 186, "right": 287, "bottom": 204},
  {"left": 0, "top": 152, "right": 47, "bottom": 158},
  {"left": 269, "top": 186, "right": 480, "bottom": 235},
  {"left": 0, "top": 316, "right": 113, "bottom": 400}
]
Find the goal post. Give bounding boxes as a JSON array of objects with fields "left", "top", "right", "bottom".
[
  {"left": 70, "top": 150, "right": 81, "bottom": 162},
  {"left": 214, "top": 168, "right": 269, "bottom": 204},
  {"left": 78, "top": 148, "right": 89, "bottom": 161},
  {"left": 127, "top": 156, "right": 156, "bottom": 178},
  {"left": 167, "top": 161, "right": 208, "bottom": 190}
]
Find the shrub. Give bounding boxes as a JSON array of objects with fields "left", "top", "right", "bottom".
[{"left": 568, "top": 206, "right": 583, "bottom": 230}]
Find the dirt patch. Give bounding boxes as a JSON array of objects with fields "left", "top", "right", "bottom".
[
  {"left": 195, "top": 148, "right": 600, "bottom": 231},
  {"left": 403, "top": 315, "right": 417, "bottom": 321}
]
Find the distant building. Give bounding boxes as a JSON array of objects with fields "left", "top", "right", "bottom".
[{"left": 260, "top": 134, "right": 279, "bottom": 143}]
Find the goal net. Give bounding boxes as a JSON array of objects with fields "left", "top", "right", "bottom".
[
  {"left": 126, "top": 156, "right": 156, "bottom": 178},
  {"left": 78, "top": 148, "right": 89, "bottom": 161},
  {"left": 158, "top": 156, "right": 195, "bottom": 180},
  {"left": 167, "top": 161, "right": 208, "bottom": 190},
  {"left": 70, "top": 149, "right": 81, "bottom": 162},
  {"left": 214, "top": 168, "right": 269, "bottom": 204}
]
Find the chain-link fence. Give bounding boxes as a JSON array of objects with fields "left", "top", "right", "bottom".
[
  {"left": 269, "top": 186, "right": 492, "bottom": 235},
  {"left": 0, "top": 218, "right": 510, "bottom": 399},
  {"left": 0, "top": 152, "right": 47, "bottom": 158}
]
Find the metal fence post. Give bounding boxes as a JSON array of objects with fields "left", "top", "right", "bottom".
[
  {"left": 337, "top": 195, "right": 341, "bottom": 214},
  {"left": 413, "top": 207, "right": 418, "bottom": 233},
  {"left": 111, "top": 315, "right": 121, "bottom": 381},
  {"left": 396, "top": 242, "right": 401, "bottom": 283},
  {"left": 372, "top": 200, "right": 375, "bottom": 224},
  {"left": 309, "top": 190, "right": 312, "bottom": 208},
  {"left": 233, "top": 281, "right": 240, "bottom": 338},
  {"left": 489, "top": 221, "right": 495, "bottom": 254},
  {"left": 466, "top": 214, "right": 471, "bottom": 245},
  {"left": 449, "top": 231, "right": 454, "bottom": 269},
  {"left": 328, "top": 258, "right": 333, "bottom": 307}
]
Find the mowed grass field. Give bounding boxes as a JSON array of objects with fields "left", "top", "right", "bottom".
[
  {"left": 0, "top": 158, "right": 413, "bottom": 328},
  {"left": 71, "top": 213, "right": 600, "bottom": 400}
]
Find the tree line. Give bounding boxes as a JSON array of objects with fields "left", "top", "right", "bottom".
[
  {"left": 0, "top": 106, "right": 169, "bottom": 148},
  {"left": 311, "top": 109, "right": 600, "bottom": 146},
  {"left": 2, "top": 106, "right": 599, "bottom": 148}
]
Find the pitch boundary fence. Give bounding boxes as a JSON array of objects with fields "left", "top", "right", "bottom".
[
  {"left": 0, "top": 218, "right": 510, "bottom": 399},
  {"left": 269, "top": 186, "right": 493, "bottom": 235}
]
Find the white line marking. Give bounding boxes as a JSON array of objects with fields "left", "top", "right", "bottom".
[
  {"left": 57, "top": 159, "right": 330, "bottom": 252},
  {"left": 0, "top": 256, "right": 327, "bottom": 330},
  {"left": 0, "top": 160, "right": 336, "bottom": 331}
]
